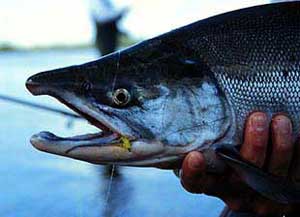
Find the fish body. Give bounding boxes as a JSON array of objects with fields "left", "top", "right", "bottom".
[{"left": 26, "top": 2, "right": 300, "bottom": 202}]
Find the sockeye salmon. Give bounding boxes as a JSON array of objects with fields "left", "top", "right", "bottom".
[{"left": 26, "top": 2, "right": 300, "bottom": 203}]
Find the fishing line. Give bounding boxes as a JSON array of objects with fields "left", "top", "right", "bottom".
[
  {"left": 104, "top": 164, "right": 115, "bottom": 211},
  {"left": 111, "top": 51, "right": 121, "bottom": 92},
  {"left": 75, "top": 171, "right": 84, "bottom": 217},
  {"left": 160, "top": 81, "right": 169, "bottom": 135}
]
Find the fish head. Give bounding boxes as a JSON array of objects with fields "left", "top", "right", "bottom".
[{"left": 26, "top": 38, "right": 231, "bottom": 169}]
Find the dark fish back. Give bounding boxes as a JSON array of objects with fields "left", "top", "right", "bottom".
[
  {"left": 188, "top": 2, "right": 300, "bottom": 204},
  {"left": 183, "top": 2, "right": 300, "bottom": 138}
]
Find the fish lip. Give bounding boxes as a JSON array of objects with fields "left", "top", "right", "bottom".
[{"left": 30, "top": 131, "right": 122, "bottom": 154}]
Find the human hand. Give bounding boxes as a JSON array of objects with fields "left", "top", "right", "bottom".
[{"left": 180, "top": 112, "right": 299, "bottom": 215}]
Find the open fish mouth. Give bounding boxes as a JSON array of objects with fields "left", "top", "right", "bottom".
[
  {"left": 25, "top": 75, "right": 173, "bottom": 167},
  {"left": 25, "top": 78, "right": 141, "bottom": 164},
  {"left": 28, "top": 94, "right": 131, "bottom": 156}
]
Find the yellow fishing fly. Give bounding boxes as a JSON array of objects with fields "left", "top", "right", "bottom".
[{"left": 119, "top": 136, "right": 131, "bottom": 151}]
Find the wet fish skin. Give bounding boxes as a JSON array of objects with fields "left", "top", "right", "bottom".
[
  {"left": 188, "top": 2, "right": 300, "bottom": 141},
  {"left": 26, "top": 2, "right": 300, "bottom": 202},
  {"left": 26, "top": 30, "right": 232, "bottom": 166}
]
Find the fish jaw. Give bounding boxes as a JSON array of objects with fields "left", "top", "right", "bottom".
[
  {"left": 30, "top": 131, "right": 184, "bottom": 169},
  {"left": 26, "top": 72, "right": 186, "bottom": 169}
]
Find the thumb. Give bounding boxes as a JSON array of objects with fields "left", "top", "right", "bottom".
[{"left": 180, "top": 151, "right": 207, "bottom": 193}]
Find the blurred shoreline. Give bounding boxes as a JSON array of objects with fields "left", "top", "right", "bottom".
[{"left": 0, "top": 34, "right": 139, "bottom": 53}]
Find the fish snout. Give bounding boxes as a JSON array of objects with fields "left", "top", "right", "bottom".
[
  {"left": 26, "top": 76, "right": 43, "bottom": 96},
  {"left": 25, "top": 71, "right": 57, "bottom": 96},
  {"left": 26, "top": 65, "right": 80, "bottom": 96}
]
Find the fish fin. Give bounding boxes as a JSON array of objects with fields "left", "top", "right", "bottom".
[{"left": 216, "top": 146, "right": 300, "bottom": 203}]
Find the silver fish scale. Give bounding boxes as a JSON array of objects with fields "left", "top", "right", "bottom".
[
  {"left": 181, "top": 3, "right": 300, "bottom": 140},
  {"left": 215, "top": 66, "right": 300, "bottom": 138}
]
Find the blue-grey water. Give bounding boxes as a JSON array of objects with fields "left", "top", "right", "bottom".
[{"left": 0, "top": 48, "right": 224, "bottom": 217}]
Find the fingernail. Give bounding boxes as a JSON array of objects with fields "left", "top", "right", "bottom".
[
  {"left": 273, "top": 115, "right": 292, "bottom": 134},
  {"left": 188, "top": 152, "right": 203, "bottom": 170},
  {"left": 251, "top": 113, "right": 268, "bottom": 132},
  {"left": 247, "top": 113, "right": 269, "bottom": 152}
]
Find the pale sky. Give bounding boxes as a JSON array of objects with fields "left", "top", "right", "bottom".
[{"left": 0, "top": 0, "right": 269, "bottom": 48}]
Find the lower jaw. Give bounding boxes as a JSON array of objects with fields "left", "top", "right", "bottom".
[
  {"left": 30, "top": 130, "right": 122, "bottom": 155},
  {"left": 31, "top": 132, "right": 184, "bottom": 169},
  {"left": 33, "top": 130, "right": 121, "bottom": 145}
]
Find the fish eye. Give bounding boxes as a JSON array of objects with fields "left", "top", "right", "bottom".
[{"left": 112, "top": 88, "right": 131, "bottom": 106}]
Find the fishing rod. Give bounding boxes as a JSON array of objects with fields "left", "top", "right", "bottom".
[{"left": 0, "top": 93, "right": 82, "bottom": 119}]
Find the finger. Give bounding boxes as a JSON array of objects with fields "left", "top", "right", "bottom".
[
  {"left": 253, "top": 199, "right": 292, "bottom": 216},
  {"left": 291, "top": 138, "right": 300, "bottom": 182},
  {"left": 240, "top": 112, "right": 269, "bottom": 168},
  {"left": 222, "top": 183, "right": 256, "bottom": 212},
  {"left": 269, "top": 115, "right": 293, "bottom": 176},
  {"left": 180, "top": 151, "right": 206, "bottom": 193}
]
